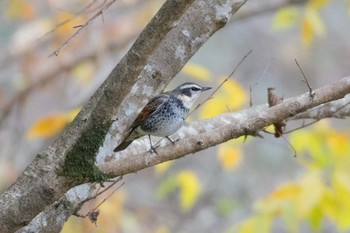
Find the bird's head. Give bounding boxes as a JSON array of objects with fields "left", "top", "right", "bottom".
[{"left": 173, "top": 82, "right": 212, "bottom": 109}]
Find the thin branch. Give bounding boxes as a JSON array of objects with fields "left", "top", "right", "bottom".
[
  {"left": 81, "top": 177, "right": 122, "bottom": 204},
  {"left": 281, "top": 135, "right": 297, "bottom": 157},
  {"left": 87, "top": 181, "right": 124, "bottom": 215},
  {"left": 74, "top": 179, "right": 124, "bottom": 226},
  {"left": 49, "top": 0, "right": 118, "bottom": 57},
  {"left": 38, "top": 0, "right": 105, "bottom": 41},
  {"left": 295, "top": 58, "right": 314, "bottom": 98},
  {"left": 0, "top": 1, "right": 249, "bottom": 232},
  {"left": 250, "top": 58, "right": 273, "bottom": 106},
  {"left": 189, "top": 50, "right": 252, "bottom": 115},
  {"left": 285, "top": 101, "right": 350, "bottom": 134},
  {"left": 0, "top": 31, "right": 139, "bottom": 128},
  {"left": 100, "top": 77, "right": 350, "bottom": 177}
]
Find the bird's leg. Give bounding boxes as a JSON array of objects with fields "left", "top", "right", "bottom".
[
  {"left": 165, "top": 136, "right": 175, "bottom": 144},
  {"left": 148, "top": 135, "right": 158, "bottom": 154},
  {"left": 165, "top": 136, "right": 179, "bottom": 145}
]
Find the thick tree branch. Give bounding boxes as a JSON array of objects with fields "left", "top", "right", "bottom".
[
  {"left": 0, "top": 1, "right": 247, "bottom": 232},
  {"left": 99, "top": 77, "right": 350, "bottom": 175},
  {"left": 291, "top": 94, "right": 350, "bottom": 120},
  {"left": 19, "top": 77, "right": 350, "bottom": 233},
  {"left": 15, "top": 184, "right": 92, "bottom": 233}
]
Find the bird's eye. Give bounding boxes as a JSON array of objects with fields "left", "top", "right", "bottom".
[{"left": 191, "top": 87, "right": 200, "bottom": 91}]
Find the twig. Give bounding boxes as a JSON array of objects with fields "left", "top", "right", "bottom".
[
  {"left": 281, "top": 135, "right": 297, "bottom": 157},
  {"left": 38, "top": 0, "right": 105, "bottom": 41},
  {"left": 74, "top": 178, "right": 124, "bottom": 226},
  {"left": 86, "top": 176, "right": 123, "bottom": 203},
  {"left": 87, "top": 181, "right": 124, "bottom": 215},
  {"left": 295, "top": 58, "right": 314, "bottom": 98},
  {"left": 250, "top": 58, "right": 273, "bottom": 106},
  {"left": 189, "top": 50, "right": 252, "bottom": 115},
  {"left": 49, "top": 0, "right": 118, "bottom": 57}
]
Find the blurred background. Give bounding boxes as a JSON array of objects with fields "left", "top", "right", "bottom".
[{"left": 1, "top": 0, "right": 350, "bottom": 232}]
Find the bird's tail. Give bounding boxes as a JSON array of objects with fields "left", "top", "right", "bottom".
[{"left": 113, "top": 140, "right": 133, "bottom": 152}]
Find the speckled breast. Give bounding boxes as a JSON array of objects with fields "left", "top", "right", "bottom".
[{"left": 140, "top": 97, "right": 188, "bottom": 137}]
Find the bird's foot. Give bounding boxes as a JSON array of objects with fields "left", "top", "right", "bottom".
[
  {"left": 165, "top": 136, "right": 179, "bottom": 145},
  {"left": 149, "top": 145, "right": 159, "bottom": 154}
]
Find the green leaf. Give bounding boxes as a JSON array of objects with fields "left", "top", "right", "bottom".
[{"left": 156, "top": 176, "right": 177, "bottom": 198}]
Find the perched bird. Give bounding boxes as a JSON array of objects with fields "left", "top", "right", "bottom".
[{"left": 114, "top": 82, "right": 212, "bottom": 153}]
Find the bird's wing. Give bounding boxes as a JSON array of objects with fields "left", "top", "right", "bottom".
[
  {"left": 130, "top": 94, "right": 170, "bottom": 129},
  {"left": 114, "top": 94, "right": 170, "bottom": 152}
]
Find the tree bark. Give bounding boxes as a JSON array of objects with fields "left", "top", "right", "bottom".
[
  {"left": 0, "top": 0, "right": 247, "bottom": 232},
  {"left": 99, "top": 77, "right": 350, "bottom": 175},
  {"left": 16, "top": 78, "right": 350, "bottom": 233}
]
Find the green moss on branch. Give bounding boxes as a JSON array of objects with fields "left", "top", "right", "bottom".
[{"left": 59, "top": 121, "right": 111, "bottom": 183}]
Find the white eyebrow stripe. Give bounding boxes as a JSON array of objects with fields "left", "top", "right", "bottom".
[{"left": 179, "top": 84, "right": 201, "bottom": 89}]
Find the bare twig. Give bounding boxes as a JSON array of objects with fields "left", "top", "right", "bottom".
[
  {"left": 39, "top": 0, "right": 106, "bottom": 41},
  {"left": 87, "top": 181, "right": 124, "bottom": 214},
  {"left": 250, "top": 58, "right": 273, "bottom": 106},
  {"left": 295, "top": 59, "right": 314, "bottom": 98},
  {"left": 0, "top": 31, "right": 139, "bottom": 128},
  {"left": 281, "top": 135, "right": 297, "bottom": 157},
  {"left": 85, "top": 177, "right": 123, "bottom": 203},
  {"left": 189, "top": 50, "right": 252, "bottom": 115},
  {"left": 74, "top": 177, "right": 124, "bottom": 218},
  {"left": 49, "top": 0, "right": 118, "bottom": 57},
  {"left": 74, "top": 179, "right": 124, "bottom": 227}
]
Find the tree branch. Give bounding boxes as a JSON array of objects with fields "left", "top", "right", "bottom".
[
  {"left": 99, "top": 77, "right": 350, "bottom": 175},
  {"left": 15, "top": 184, "right": 92, "bottom": 233},
  {"left": 0, "top": 1, "right": 247, "bottom": 232},
  {"left": 17, "top": 77, "right": 350, "bottom": 233},
  {"left": 291, "top": 94, "right": 350, "bottom": 120}
]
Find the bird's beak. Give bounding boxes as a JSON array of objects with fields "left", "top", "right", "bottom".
[{"left": 201, "top": 86, "right": 212, "bottom": 91}]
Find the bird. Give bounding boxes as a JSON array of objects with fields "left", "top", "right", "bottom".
[{"left": 114, "top": 82, "right": 212, "bottom": 153}]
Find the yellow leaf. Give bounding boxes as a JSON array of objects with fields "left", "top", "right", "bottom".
[
  {"left": 237, "top": 215, "right": 273, "bottom": 233},
  {"left": 308, "top": 0, "right": 330, "bottom": 9},
  {"left": 181, "top": 63, "right": 211, "bottom": 80},
  {"left": 155, "top": 225, "right": 170, "bottom": 233},
  {"left": 305, "top": 8, "right": 325, "bottom": 36},
  {"left": 273, "top": 7, "right": 300, "bottom": 29},
  {"left": 327, "top": 132, "right": 350, "bottom": 156},
  {"left": 27, "top": 109, "right": 79, "bottom": 139},
  {"left": 96, "top": 190, "right": 126, "bottom": 229},
  {"left": 264, "top": 124, "right": 275, "bottom": 134},
  {"left": 218, "top": 143, "right": 242, "bottom": 170},
  {"left": 238, "top": 217, "right": 256, "bottom": 233},
  {"left": 69, "top": 108, "right": 80, "bottom": 121},
  {"left": 154, "top": 161, "right": 173, "bottom": 175},
  {"left": 289, "top": 125, "right": 330, "bottom": 169},
  {"left": 55, "top": 12, "right": 86, "bottom": 38},
  {"left": 331, "top": 172, "right": 350, "bottom": 229},
  {"left": 301, "top": 18, "right": 313, "bottom": 46},
  {"left": 254, "top": 183, "right": 298, "bottom": 215},
  {"left": 200, "top": 78, "right": 247, "bottom": 118},
  {"left": 176, "top": 171, "right": 201, "bottom": 211},
  {"left": 301, "top": 8, "right": 325, "bottom": 46},
  {"left": 297, "top": 172, "right": 324, "bottom": 216},
  {"left": 73, "top": 61, "right": 96, "bottom": 85},
  {"left": 269, "top": 183, "right": 301, "bottom": 201},
  {"left": 7, "top": 0, "right": 36, "bottom": 20}
]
